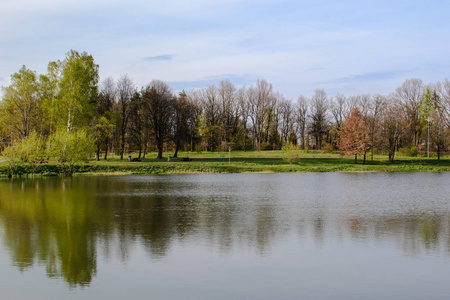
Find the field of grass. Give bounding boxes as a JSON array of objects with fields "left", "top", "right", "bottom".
[{"left": 1, "top": 150, "right": 449, "bottom": 176}]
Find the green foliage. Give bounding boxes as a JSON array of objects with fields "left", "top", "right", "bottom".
[
  {"left": 399, "top": 146, "right": 419, "bottom": 157},
  {"left": 288, "top": 133, "right": 297, "bottom": 145},
  {"left": 262, "top": 142, "right": 274, "bottom": 151},
  {"left": 16, "top": 132, "right": 47, "bottom": 164},
  {"left": 1, "top": 65, "right": 41, "bottom": 138},
  {"left": 49, "top": 129, "right": 95, "bottom": 176},
  {"left": 1, "top": 132, "right": 46, "bottom": 175},
  {"left": 56, "top": 50, "right": 99, "bottom": 131},
  {"left": 398, "top": 147, "right": 410, "bottom": 156},
  {"left": 92, "top": 116, "right": 115, "bottom": 149},
  {"left": 282, "top": 143, "right": 300, "bottom": 164},
  {"left": 1, "top": 146, "right": 20, "bottom": 176},
  {"left": 195, "top": 144, "right": 203, "bottom": 153}
]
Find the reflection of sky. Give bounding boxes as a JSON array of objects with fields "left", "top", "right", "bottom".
[{"left": 1, "top": 0, "right": 449, "bottom": 98}]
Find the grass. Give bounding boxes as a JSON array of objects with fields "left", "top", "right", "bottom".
[{"left": 0, "top": 150, "right": 449, "bottom": 176}]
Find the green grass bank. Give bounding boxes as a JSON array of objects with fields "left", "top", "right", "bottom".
[{"left": 1, "top": 151, "right": 449, "bottom": 177}]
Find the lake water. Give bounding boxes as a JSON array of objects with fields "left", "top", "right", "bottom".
[{"left": 0, "top": 172, "right": 449, "bottom": 299}]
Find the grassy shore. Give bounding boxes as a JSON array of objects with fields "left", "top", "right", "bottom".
[{"left": 1, "top": 150, "right": 449, "bottom": 176}]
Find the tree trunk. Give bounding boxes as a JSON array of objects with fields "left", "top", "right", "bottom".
[
  {"left": 354, "top": 153, "right": 357, "bottom": 164},
  {"left": 371, "top": 143, "right": 374, "bottom": 162},
  {"left": 157, "top": 141, "right": 163, "bottom": 159},
  {"left": 174, "top": 138, "right": 181, "bottom": 158},
  {"left": 120, "top": 137, "right": 125, "bottom": 160},
  {"left": 437, "top": 144, "right": 441, "bottom": 161},
  {"left": 389, "top": 149, "right": 395, "bottom": 162},
  {"left": 96, "top": 145, "right": 100, "bottom": 161},
  {"left": 104, "top": 138, "right": 108, "bottom": 160}
]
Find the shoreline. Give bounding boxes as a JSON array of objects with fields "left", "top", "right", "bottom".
[
  {"left": 1, "top": 153, "right": 449, "bottom": 177},
  {"left": 0, "top": 163, "right": 449, "bottom": 178}
]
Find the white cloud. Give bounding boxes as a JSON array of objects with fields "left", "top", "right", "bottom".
[{"left": 1, "top": 0, "right": 449, "bottom": 98}]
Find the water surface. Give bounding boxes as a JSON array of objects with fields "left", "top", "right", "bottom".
[{"left": 0, "top": 173, "right": 449, "bottom": 299}]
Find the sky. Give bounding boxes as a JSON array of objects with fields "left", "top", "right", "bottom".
[{"left": 0, "top": 0, "right": 449, "bottom": 99}]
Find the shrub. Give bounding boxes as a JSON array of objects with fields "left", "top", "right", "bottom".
[
  {"left": 398, "top": 147, "right": 411, "bottom": 157},
  {"left": 195, "top": 145, "right": 203, "bottom": 153},
  {"left": 283, "top": 143, "right": 300, "bottom": 164},
  {"left": 48, "top": 129, "right": 95, "bottom": 176}
]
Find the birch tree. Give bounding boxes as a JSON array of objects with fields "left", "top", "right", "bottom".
[
  {"left": 56, "top": 50, "right": 99, "bottom": 131},
  {"left": 1, "top": 65, "right": 40, "bottom": 138}
]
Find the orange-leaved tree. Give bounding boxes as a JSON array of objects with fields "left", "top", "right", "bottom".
[{"left": 338, "top": 107, "right": 369, "bottom": 163}]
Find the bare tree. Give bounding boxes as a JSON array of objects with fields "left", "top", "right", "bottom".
[
  {"left": 330, "top": 94, "right": 347, "bottom": 130},
  {"left": 309, "top": 89, "right": 329, "bottom": 150},
  {"left": 128, "top": 91, "right": 145, "bottom": 158},
  {"left": 116, "top": 75, "right": 134, "bottom": 160},
  {"left": 99, "top": 77, "right": 116, "bottom": 115},
  {"left": 217, "top": 80, "right": 239, "bottom": 142},
  {"left": 278, "top": 97, "right": 294, "bottom": 143},
  {"left": 237, "top": 86, "right": 250, "bottom": 150},
  {"left": 248, "top": 79, "right": 276, "bottom": 146},
  {"left": 185, "top": 90, "right": 202, "bottom": 152},
  {"left": 172, "top": 91, "right": 197, "bottom": 157},
  {"left": 199, "top": 85, "right": 222, "bottom": 150},
  {"left": 329, "top": 94, "right": 347, "bottom": 149},
  {"left": 143, "top": 80, "right": 174, "bottom": 159},
  {"left": 202, "top": 85, "right": 219, "bottom": 127},
  {"left": 437, "top": 79, "right": 450, "bottom": 128},
  {"left": 98, "top": 76, "right": 116, "bottom": 159},
  {"left": 295, "top": 95, "right": 309, "bottom": 149},
  {"left": 380, "top": 96, "right": 405, "bottom": 162},
  {"left": 394, "top": 78, "right": 424, "bottom": 146},
  {"left": 367, "top": 94, "right": 386, "bottom": 161}
]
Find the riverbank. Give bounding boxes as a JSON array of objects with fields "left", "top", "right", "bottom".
[{"left": 1, "top": 151, "right": 449, "bottom": 176}]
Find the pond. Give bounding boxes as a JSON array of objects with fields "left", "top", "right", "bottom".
[{"left": 0, "top": 172, "right": 449, "bottom": 299}]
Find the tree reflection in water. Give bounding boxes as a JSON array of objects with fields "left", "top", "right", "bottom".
[{"left": 0, "top": 174, "right": 449, "bottom": 287}]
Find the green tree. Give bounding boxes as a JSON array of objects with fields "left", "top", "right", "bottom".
[
  {"left": 39, "top": 61, "right": 61, "bottom": 137},
  {"left": 92, "top": 116, "right": 115, "bottom": 161},
  {"left": 49, "top": 129, "right": 95, "bottom": 176},
  {"left": 56, "top": 50, "right": 99, "bottom": 131},
  {"left": 1, "top": 141, "right": 20, "bottom": 176},
  {"left": 1, "top": 65, "right": 41, "bottom": 138},
  {"left": 3, "top": 131, "right": 47, "bottom": 173}
]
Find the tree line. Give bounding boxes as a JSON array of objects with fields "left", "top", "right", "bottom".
[{"left": 1, "top": 50, "right": 449, "bottom": 164}]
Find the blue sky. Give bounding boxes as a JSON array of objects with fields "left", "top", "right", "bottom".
[{"left": 0, "top": 0, "right": 449, "bottom": 98}]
